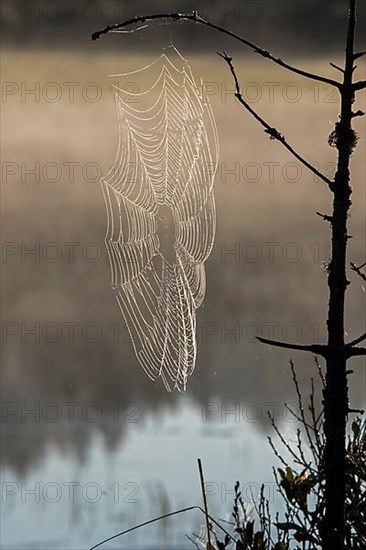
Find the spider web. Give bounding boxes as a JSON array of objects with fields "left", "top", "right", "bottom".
[{"left": 101, "top": 46, "right": 219, "bottom": 391}]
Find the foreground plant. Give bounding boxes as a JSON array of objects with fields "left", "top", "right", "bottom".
[{"left": 213, "top": 364, "right": 365, "bottom": 549}]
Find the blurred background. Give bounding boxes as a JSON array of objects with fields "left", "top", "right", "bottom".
[
  {"left": 1, "top": 1, "right": 365, "bottom": 548},
  {"left": 2, "top": 0, "right": 366, "bottom": 53}
]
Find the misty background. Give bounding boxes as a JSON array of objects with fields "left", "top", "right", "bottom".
[{"left": 1, "top": 1, "right": 365, "bottom": 548}]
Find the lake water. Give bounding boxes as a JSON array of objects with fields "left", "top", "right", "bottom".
[{"left": 1, "top": 49, "right": 365, "bottom": 549}]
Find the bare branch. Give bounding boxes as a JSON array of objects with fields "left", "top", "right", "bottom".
[
  {"left": 91, "top": 12, "right": 341, "bottom": 89},
  {"left": 267, "top": 436, "right": 288, "bottom": 468},
  {"left": 268, "top": 412, "right": 300, "bottom": 464},
  {"left": 218, "top": 52, "right": 333, "bottom": 187},
  {"left": 353, "top": 80, "right": 366, "bottom": 90},
  {"left": 351, "top": 109, "right": 365, "bottom": 118},
  {"left": 310, "top": 378, "right": 324, "bottom": 452},
  {"left": 353, "top": 50, "right": 366, "bottom": 59},
  {"left": 347, "top": 332, "right": 366, "bottom": 347},
  {"left": 257, "top": 335, "right": 366, "bottom": 359},
  {"left": 348, "top": 407, "right": 365, "bottom": 414},
  {"left": 316, "top": 212, "right": 333, "bottom": 223},
  {"left": 289, "top": 361, "right": 321, "bottom": 462},
  {"left": 330, "top": 62, "right": 345, "bottom": 74},
  {"left": 256, "top": 336, "right": 327, "bottom": 355},
  {"left": 314, "top": 357, "right": 325, "bottom": 388},
  {"left": 347, "top": 347, "right": 366, "bottom": 357},
  {"left": 350, "top": 261, "right": 366, "bottom": 281}
]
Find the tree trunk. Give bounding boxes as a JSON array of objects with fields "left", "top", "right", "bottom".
[{"left": 322, "top": 1, "right": 356, "bottom": 548}]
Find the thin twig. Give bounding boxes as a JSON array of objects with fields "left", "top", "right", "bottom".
[
  {"left": 314, "top": 356, "right": 325, "bottom": 386},
  {"left": 90, "top": 504, "right": 234, "bottom": 550},
  {"left": 256, "top": 335, "right": 327, "bottom": 355},
  {"left": 219, "top": 52, "right": 333, "bottom": 187},
  {"left": 197, "top": 458, "right": 212, "bottom": 548},
  {"left": 350, "top": 261, "right": 366, "bottom": 281},
  {"left": 289, "top": 362, "right": 320, "bottom": 462},
  {"left": 330, "top": 62, "right": 345, "bottom": 73},
  {"left": 309, "top": 378, "right": 324, "bottom": 454},
  {"left": 316, "top": 212, "right": 333, "bottom": 223},
  {"left": 268, "top": 411, "right": 300, "bottom": 464},
  {"left": 90, "top": 506, "right": 197, "bottom": 549},
  {"left": 347, "top": 332, "right": 366, "bottom": 347},
  {"left": 268, "top": 435, "right": 288, "bottom": 468},
  {"left": 296, "top": 427, "right": 313, "bottom": 470},
  {"left": 284, "top": 402, "right": 321, "bottom": 441},
  {"left": 284, "top": 405, "right": 322, "bottom": 466}
]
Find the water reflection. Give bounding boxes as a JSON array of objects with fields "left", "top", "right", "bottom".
[
  {"left": 2, "top": 240, "right": 365, "bottom": 476},
  {"left": 1, "top": 400, "right": 278, "bottom": 549}
]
